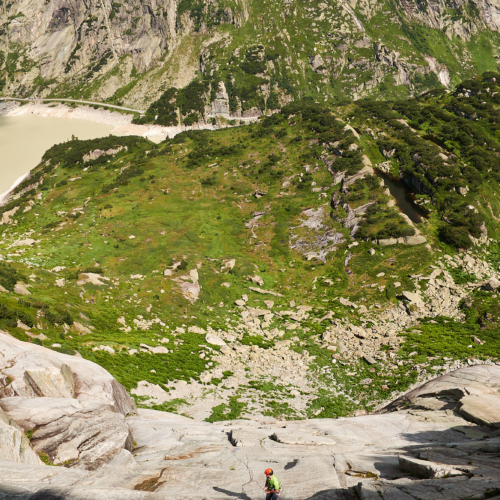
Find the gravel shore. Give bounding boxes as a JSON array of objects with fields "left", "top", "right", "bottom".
[{"left": 0, "top": 100, "right": 219, "bottom": 142}]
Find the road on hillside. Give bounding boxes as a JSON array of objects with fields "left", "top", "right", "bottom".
[{"left": 0, "top": 97, "right": 145, "bottom": 114}]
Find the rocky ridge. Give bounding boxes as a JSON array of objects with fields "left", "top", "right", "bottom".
[
  {"left": 2, "top": 0, "right": 500, "bottom": 111},
  {"left": 1, "top": 333, "right": 500, "bottom": 500}
]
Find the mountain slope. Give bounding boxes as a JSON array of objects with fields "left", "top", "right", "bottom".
[
  {"left": 0, "top": 73, "right": 500, "bottom": 420},
  {"left": 2, "top": 0, "right": 500, "bottom": 113}
]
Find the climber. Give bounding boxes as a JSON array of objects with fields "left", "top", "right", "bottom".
[{"left": 264, "top": 469, "right": 281, "bottom": 500}]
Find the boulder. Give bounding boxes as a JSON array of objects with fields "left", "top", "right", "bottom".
[
  {"left": 248, "top": 286, "right": 283, "bottom": 297},
  {"left": 187, "top": 325, "right": 206, "bottom": 334},
  {"left": 401, "top": 290, "right": 424, "bottom": 307},
  {"left": 339, "top": 297, "right": 357, "bottom": 308},
  {"left": 378, "top": 237, "right": 398, "bottom": 246},
  {"left": 12, "top": 238, "right": 35, "bottom": 247},
  {"left": 363, "top": 355, "right": 376, "bottom": 365},
  {"left": 24, "top": 364, "right": 75, "bottom": 398},
  {"left": 77, "top": 273, "right": 110, "bottom": 286},
  {"left": 13, "top": 282, "right": 30, "bottom": 295},
  {"left": 399, "top": 235, "right": 426, "bottom": 245},
  {"left": 205, "top": 333, "right": 226, "bottom": 346},
  {"left": 248, "top": 274, "right": 264, "bottom": 286},
  {"left": 480, "top": 278, "right": 500, "bottom": 291},
  {"left": 72, "top": 321, "right": 92, "bottom": 335},
  {"left": 246, "top": 308, "right": 271, "bottom": 317},
  {"left": 221, "top": 259, "right": 235, "bottom": 273}
]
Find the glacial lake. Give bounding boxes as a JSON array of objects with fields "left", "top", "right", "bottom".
[{"left": 0, "top": 115, "right": 114, "bottom": 198}]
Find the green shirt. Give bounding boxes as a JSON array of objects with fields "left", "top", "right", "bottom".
[{"left": 266, "top": 475, "right": 280, "bottom": 491}]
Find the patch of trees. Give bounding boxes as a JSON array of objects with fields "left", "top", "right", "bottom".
[
  {"left": 42, "top": 136, "right": 149, "bottom": 167},
  {"left": 176, "top": 0, "right": 229, "bottom": 31},
  {"left": 355, "top": 77, "right": 500, "bottom": 248},
  {"left": 133, "top": 80, "right": 210, "bottom": 126},
  {"left": 0, "top": 263, "right": 24, "bottom": 292}
]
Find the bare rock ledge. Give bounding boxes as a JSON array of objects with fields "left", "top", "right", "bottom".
[{"left": 0, "top": 332, "right": 499, "bottom": 500}]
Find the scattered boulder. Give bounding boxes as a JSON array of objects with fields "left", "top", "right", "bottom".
[
  {"left": 12, "top": 238, "right": 35, "bottom": 247},
  {"left": 248, "top": 274, "right": 264, "bottom": 286},
  {"left": 205, "top": 334, "right": 226, "bottom": 346},
  {"left": 221, "top": 259, "right": 235, "bottom": 273},
  {"left": 401, "top": 290, "right": 424, "bottom": 307},
  {"left": 72, "top": 321, "right": 92, "bottom": 335},
  {"left": 13, "top": 282, "right": 30, "bottom": 295},
  {"left": 479, "top": 278, "right": 500, "bottom": 291},
  {"left": 77, "top": 273, "right": 110, "bottom": 286},
  {"left": 93, "top": 345, "right": 115, "bottom": 354},
  {"left": 178, "top": 281, "right": 200, "bottom": 303},
  {"left": 339, "top": 297, "right": 357, "bottom": 308},
  {"left": 363, "top": 355, "right": 376, "bottom": 365},
  {"left": 187, "top": 326, "right": 206, "bottom": 334},
  {"left": 248, "top": 287, "right": 283, "bottom": 297}
]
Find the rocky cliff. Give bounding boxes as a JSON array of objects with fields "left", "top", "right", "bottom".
[
  {"left": 0, "top": 332, "right": 499, "bottom": 500},
  {"left": 2, "top": 0, "right": 500, "bottom": 110}
]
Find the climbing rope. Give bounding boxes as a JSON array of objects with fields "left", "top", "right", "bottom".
[{"left": 232, "top": 447, "right": 285, "bottom": 500}]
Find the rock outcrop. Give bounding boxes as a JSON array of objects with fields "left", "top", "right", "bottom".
[
  {"left": 0, "top": 332, "right": 137, "bottom": 416},
  {"left": 0, "top": 334, "right": 499, "bottom": 499},
  {"left": 382, "top": 364, "right": 500, "bottom": 427},
  {"left": 2, "top": 0, "right": 500, "bottom": 108}
]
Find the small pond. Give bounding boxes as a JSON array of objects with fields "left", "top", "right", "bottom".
[{"left": 374, "top": 170, "right": 428, "bottom": 224}]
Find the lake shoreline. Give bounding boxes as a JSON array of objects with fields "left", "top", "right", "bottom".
[
  {"left": 0, "top": 101, "right": 257, "bottom": 206},
  {"left": 0, "top": 101, "right": 226, "bottom": 142}
]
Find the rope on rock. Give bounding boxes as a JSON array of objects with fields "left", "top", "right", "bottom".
[{"left": 232, "top": 447, "right": 285, "bottom": 500}]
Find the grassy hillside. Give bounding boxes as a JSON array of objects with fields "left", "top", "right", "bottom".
[{"left": 1, "top": 73, "right": 500, "bottom": 420}]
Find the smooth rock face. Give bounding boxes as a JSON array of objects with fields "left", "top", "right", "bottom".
[
  {"left": 0, "top": 408, "right": 41, "bottom": 465},
  {"left": 0, "top": 332, "right": 136, "bottom": 415},
  {"left": 0, "top": 336, "right": 500, "bottom": 500},
  {"left": 458, "top": 394, "right": 500, "bottom": 428}
]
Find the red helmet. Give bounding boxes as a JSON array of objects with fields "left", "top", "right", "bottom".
[{"left": 265, "top": 469, "right": 273, "bottom": 476}]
